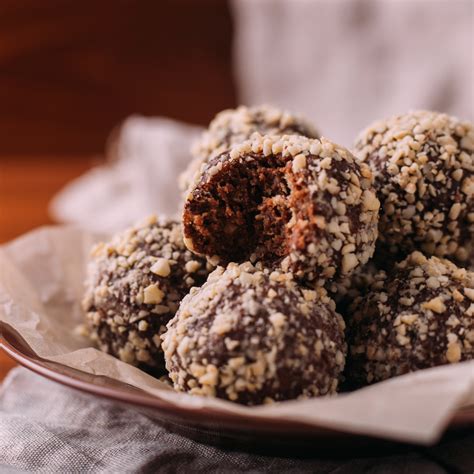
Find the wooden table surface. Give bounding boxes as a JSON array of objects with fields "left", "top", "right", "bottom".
[{"left": 0, "top": 156, "right": 98, "bottom": 382}]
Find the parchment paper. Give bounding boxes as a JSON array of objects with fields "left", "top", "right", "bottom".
[{"left": 0, "top": 225, "right": 473, "bottom": 445}]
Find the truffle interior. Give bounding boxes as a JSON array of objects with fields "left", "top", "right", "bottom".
[{"left": 185, "top": 154, "right": 293, "bottom": 263}]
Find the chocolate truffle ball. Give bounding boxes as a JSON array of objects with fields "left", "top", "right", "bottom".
[
  {"left": 354, "top": 110, "right": 474, "bottom": 265},
  {"left": 82, "top": 215, "right": 212, "bottom": 373},
  {"left": 162, "top": 262, "right": 346, "bottom": 405},
  {"left": 183, "top": 134, "right": 380, "bottom": 285},
  {"left": 347, "top": 251, "right": 474, "bottom": 387},
  {"left": 179, "top": 104, "right": 319, "bottom": 192}
]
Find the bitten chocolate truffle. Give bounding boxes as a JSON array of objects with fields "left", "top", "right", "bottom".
[
  {"left": 354, "top": 110, "right": 474, "bottom": 265},
  {"left": 347, "top": 251, "right": 474, "bottom": 387},
  {"left": 82, "top": 215, "right": 212, "bottom": 373},
  {"left": 179, "top": 104, "right": 319, "bottom": 192},
  {"left": 162, "top": 262, "right": 346, "bottom": 405},
  {"left": 183, "top": 134, "right": 380, "bottom": 285}
]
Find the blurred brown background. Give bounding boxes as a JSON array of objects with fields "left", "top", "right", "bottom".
[
  {"left": 0, "top": 0, "right": 236, "bottom": 379},
  {"left": 0, "top": 0, "right": 235, "bottom": 155}
]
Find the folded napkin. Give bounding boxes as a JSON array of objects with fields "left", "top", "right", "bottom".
[{"left": 1, "top": 367, "right": 473, "bottom": 473}]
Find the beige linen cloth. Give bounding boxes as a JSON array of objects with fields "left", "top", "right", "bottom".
[
  {"left": 232, "top": 0, "right": 474, "bottom": 146},
  {"left": 1, "top": 368, "right": 473, "bottom": 473}
]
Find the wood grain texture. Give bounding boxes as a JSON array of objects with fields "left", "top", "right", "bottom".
[
  {"left": 0, "top": 354, "right": 16, "bottom": 381},
  {"left": 0, "top": 0, "right": 236, "bottom": 154}
]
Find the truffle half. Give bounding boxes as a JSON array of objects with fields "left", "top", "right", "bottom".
[
  {"left": 347, "top": 251, "right": 474, "bottom": 387},
  {"left": 82, "top": 215, "right": 212, "bottom": 373},
  {"left": 183, "top": 134, "right": 380, "bottom": 285},
  {"left": 354, "top": 110, "right": 474, "bottom": 265},
  {"left": 162, "top": 262, "right": 347, "bottom": 405},
  {"left": 179, "top": 104, "right": 319, "bottom": 192}
]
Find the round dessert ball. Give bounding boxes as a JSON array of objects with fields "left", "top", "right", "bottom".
[
  {"left": 183, "top": 134, "right": 380, "bottom": 285},
  {"left": 347, "top": 251, "right": 474, "bottom": 387},
  {"left": 162, "top": 262, "right": 347, "bottom": 405},
  {"left": 354, "top": 110, "right": 474, "bottom": 265},
  {"left": 82, "top": 215, "right": 213, "bottom": 373},
  {"left": 179, "top": 104, "right": 319, "bottom": 192}
]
